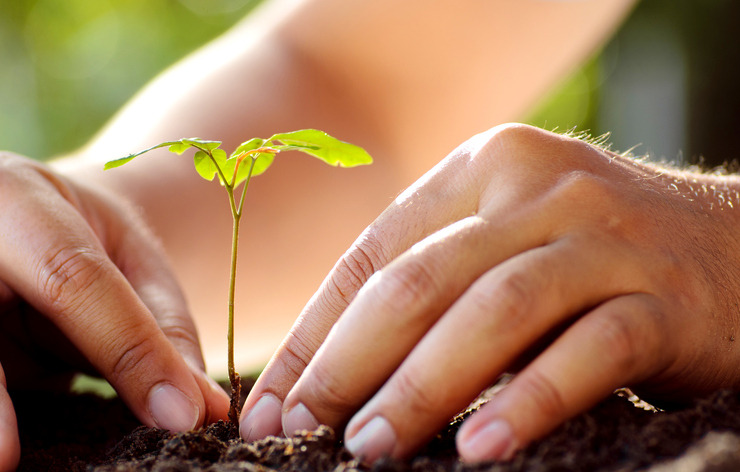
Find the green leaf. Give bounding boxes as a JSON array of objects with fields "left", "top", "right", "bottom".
[
  {"left": 267, "top": 129, "right": 372, "bottom": 167},
  {"left": 212, "top": 148, "right": 228, "bottom": 166},
  {"left": 168, "top": 142, "right": 190, "bottom": 155},
  {"left": 230, "top": 138, "right": 265, "bottom": 158},
  {"left": 193, "top": 151, "right": 217, "bottom": 180},
  {"left": 222, "top": 138, "right": 275, "bottom": 187},
  {"left": 223, "top": 152, "right": 275, "bottom": 187},
  {"left": 250, "top": 153, "right": 276, "bottom": 178},
  {"left": 193, "top": 148, "right": 228, "bottom": 181},
  {"left": 104, "top": 138, "right": 223, "bottom": 170},
  {"left": 183, "top": 138, "right": 222, "bottom": 151},
  {"left": 271, "top": 144, "right": 320, "bottom": 153},
  {"left": 104, "top": 140, "right": 181, "bottom": 170},
  {"left": 104, "top": 155, "right": 135, "bottom": 170}
]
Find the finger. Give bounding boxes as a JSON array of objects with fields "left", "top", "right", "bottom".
[
  {"left": 0, "top": 365, "right": 20, "bottom": 472},
  {"left": 335, "top": 235, "right": 640, "bottom": 462},
  {"left": 456, "top": 294, "right": 670, "bottom": 462},
  {"left": 240, "top": 130, "right": 496, "bottom": 439},
  {"left": 276, "top": 211, "right": 544, "bottom": 435},
  {"left": 88, "top": 186, "right": 230, "bottom": 422},
  {"left": 0, "top": 160, "right": 205, "bottom": 432},
  {"left": 278, "top": 163, "right": 648, "bottom": 441},
  {"left": 276, "top": 165, "right": 635, "bottom": 439}
]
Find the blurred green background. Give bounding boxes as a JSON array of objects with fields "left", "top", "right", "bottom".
[
  {"left": 528, "top": 0, "right": 740, "bottom": 168},
  {"left": 1, "top": 0, "right": 739, "bottom": 167},
  {"left": 0, "top": 0, "right": 261, "bottom": 159}
]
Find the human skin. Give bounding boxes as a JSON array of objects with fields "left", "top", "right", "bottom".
[
  {"left": 62, "top": 0, "right": 636, "bottom": 377},
  {"left": 0, "top": 0, "right": 635, "bottom": 469},
  {"left": 0, "top": 153, "right": 231, "bottom": 471},
  {"left": 254, "top": 124, "right": 740, "bottom": 462}
]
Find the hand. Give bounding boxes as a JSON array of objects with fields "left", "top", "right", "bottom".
[
  {"left": 239, "top": 124, "right": 740, "bottom": 463},
  {"left": 0, "top": 152, "right": 230, "bottom": 471}
]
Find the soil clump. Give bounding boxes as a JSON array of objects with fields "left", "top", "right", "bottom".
[{"left": 12, "top": 379, "right": 740, "bottom": 471}]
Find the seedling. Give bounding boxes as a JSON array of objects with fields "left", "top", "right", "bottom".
[{"left": 105, "top": 129, "right": 372, "bottom": 425}]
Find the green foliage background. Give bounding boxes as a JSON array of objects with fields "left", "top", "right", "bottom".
[
  {"left": 1, "top": 0, "right": 739, "bottom": 167},
  {"left": 0, "top": 0, "right": 262, "bottom": 159}
]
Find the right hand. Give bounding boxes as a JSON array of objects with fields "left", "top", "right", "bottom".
[
  {"left": 240, "top": 124, "right": 740, "bottom": 463},
  {"left": 0, "top": 152, "right": 230, "bottom": 471}
]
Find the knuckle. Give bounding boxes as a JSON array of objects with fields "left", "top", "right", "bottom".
[
  {"left": 303, "top": 362, "right": 358, "bottom": 417},
  {"left": 36, "top": 245, "right": 107, "bottom": 313},
  {"left": 556, "top": 171, "right": 614, "bottom": 202},
  {"left": 379, "top": 258, "right": 440, "bottom": 317},
  {"left": 517, "top": 370, "right": 567, "bottom": 420},
  {"left": 470, "top": 270, "right": 533, "bottom": 333},
  {"left": 591, "top": 310, "right": 646, "bottom": 375},
  {"left": 595, "top": 311, "right": 661, "bottom": 376},
  {"left": 160, "top": 324, "right": 200, "bottom": 350},
  {"left": 329, "top": 230, "right": 386, "bottom": 306},
  {"left": 480, "top": 123, "right": 541, "bottom": 150},
  {"left": 106, "top": 335, "right": 157, "bottom": 386},
  {"left": 390, "top": 369, "right": 437, "bottom": 418},
  {"left": 548, "top": 172, "right": 626, "bottom": 233},
  {"left": 278, "top": 331, "right": 319, "bottom": 381},
  {"left": 468, "top": 124, "right": 543, "bottom": 172},
  {"left": 469, "top": 124, "right": 609, "bottom": 197}
]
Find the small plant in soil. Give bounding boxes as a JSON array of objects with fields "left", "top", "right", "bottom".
[{"left": 105, "top": 130, "right": 372, "bottom": 425}]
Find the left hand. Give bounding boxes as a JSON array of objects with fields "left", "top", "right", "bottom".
[
  {"left": 0, "top": 152, "right": 230, "bottom": 469},
  {"left": 240, "top": 124, "right": 740, "bottom": 463}
]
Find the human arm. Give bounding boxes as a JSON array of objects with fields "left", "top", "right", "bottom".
[
  {"left": 0, "top": 0, "right": 637, "bottom": 467},
  {"left": 54, "top": 0, "right": 636, "bottom": 378}
]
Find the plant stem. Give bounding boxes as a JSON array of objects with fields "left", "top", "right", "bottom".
[
  {"left": 237, "top": 157, "right": 257, "bottom": 214},
  {"left": 225, "top": 156, "right": 257, "bottom": 425},
  {"left": 227, "top": 195, "right": 242, "bottom": 425}
]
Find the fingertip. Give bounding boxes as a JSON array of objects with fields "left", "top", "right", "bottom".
[
  {"left": 457, "top": 417, "right": 519, "bottom": 463},
  {"left": 239, "top": 361, "right": 294, "bottom": 441},
  {"left": 147, "top": 383, "right": 201, "bottom": 432},
  {"left": 239, "top": 393, "right": 283, "bottom": 442},
  {"left": 188, "top": 366, "right": 230, "bottom": 424},
  {"left": 204, "top": 376, "right": 231, "bottom": 424},
  {"left": 282, "top": 402, "right": 319, "bottom": 437},
  {"left": 345, "top": 416, "right": 396, "bottom": 464}
]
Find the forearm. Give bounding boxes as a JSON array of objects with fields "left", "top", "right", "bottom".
[
  {"left": 48, "top": 0, "right": 397, "bottom": 374},
  {"left": 49, "top": 0, "right": 639, "bottom": 374},
  {"left": 57, "top": 0, "right": 638, "bottom": 184}
]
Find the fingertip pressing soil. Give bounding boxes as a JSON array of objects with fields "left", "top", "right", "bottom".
[{"left": 12, "top": 377, "right": 740, "bottom": 471}]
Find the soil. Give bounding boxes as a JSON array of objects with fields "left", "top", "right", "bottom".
[{"left": 12, "top": 377, "right": 740, "bottom": 472}]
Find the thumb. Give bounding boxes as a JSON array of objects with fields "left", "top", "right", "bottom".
[{"left": 0, "top": 159, "right": 205, "bottom": 431}]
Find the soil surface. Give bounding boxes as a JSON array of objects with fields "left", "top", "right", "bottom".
[{"left": 12, "top": 377, "right": 740, "bottom": 471}]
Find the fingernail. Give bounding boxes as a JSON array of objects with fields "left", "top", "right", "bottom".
[
  {"left": 345, "top": 416, "right": 396, "bottom": 463},
  {"left": 458, "top": 419, "right": 518, "bottom": 462},
  {"left": 240, "top": 394, "right": 283, "bottom": 442},
  {"left": 282, "top": 402, "right": 319, "bottom": 437},
  {"left": 148, "top": 383, "right": 200, "bottom": 432}
]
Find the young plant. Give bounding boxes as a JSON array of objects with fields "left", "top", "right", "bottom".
[{"left": 105, "top": 129, "right": 372, "bottom": 425}]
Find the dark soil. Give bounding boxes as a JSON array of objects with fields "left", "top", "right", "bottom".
[{"left": 12, "top": 377, "right": 740, "bottom": 472}]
